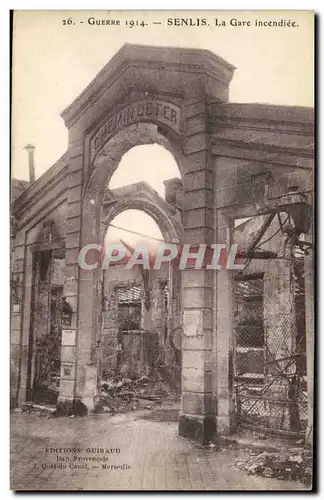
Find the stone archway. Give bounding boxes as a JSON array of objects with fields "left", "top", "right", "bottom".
[
  {"left": 75, "top": 124, "right": 185, "bottom": 410},
  {"left": 58, "top": 44, "right": 236, "bottom": 443},
  {"left": 100, "top": 189, "right": 184, "bottom": 244},
  {"left": 100, "top": 187, "right": 184, "bottom": 385},
  {"left": 101, "top": 202, "right": 183, "bottom": 396}
]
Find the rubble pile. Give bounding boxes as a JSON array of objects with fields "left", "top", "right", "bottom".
[
  {"left": 99, "top": 373, "right": 178, "bottom": 414},
  {"left": 232, "top": 449, "right": 312, "bottom": 486},
  {"left": 14, "top": 403, "right": 56, "bottom": 417}
]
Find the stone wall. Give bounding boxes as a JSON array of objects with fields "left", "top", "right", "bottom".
[
  {"left": 10, "top": 44, "right": 314, "bottom": 443},
  {"left": 11, "top": 192, "right": 68, "bottom": 406},
  {"left": 101, "top": 265, "right": 181, "bottom": 386}
]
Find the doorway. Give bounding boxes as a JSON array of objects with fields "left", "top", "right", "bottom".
[{"left": 30, "top": 249, "right": 65, "bottom": 405}]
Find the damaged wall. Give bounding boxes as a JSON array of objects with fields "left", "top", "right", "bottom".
[
  {"left": 10, "top": 44, "right": 313, "bottom": 444},
  {"left": 11, "top": 186, "right": 68, "bottom": 407},
  {"left": 101, "top": 264, "right": 181, "bottom": 390}
]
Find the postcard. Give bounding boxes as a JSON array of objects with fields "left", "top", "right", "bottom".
[{"left": 10, "top": 10, "right": 314, "bottom": 491}]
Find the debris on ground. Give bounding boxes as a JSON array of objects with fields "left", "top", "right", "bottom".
[
  {"left": 99, "top": 372, "right": 179, "bottom": 414},
  {"left": 16, "top": 403, "right": 56, "bottom": 417},
  {"left": 141, "top": 408, "right": 180, "bottom": 422},
  {"left": 231, "top": 449, "right": 312, "bottom": 486}
]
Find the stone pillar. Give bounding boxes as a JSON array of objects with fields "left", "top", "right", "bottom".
[
  {"left": 165, "top": 266, "right": 182, "bottom": 390},
  {"left": 58, "top": 139, "right": 100, "bottom": 414},
  {"left": 214, "top": 213, "right": 236, "bottom": 435},
  {"left": 164, "top": 178, "right": 183, "bottom": 209},
  {"left": 11, "top": 232, "right": 28, "bottom": 406},
  {"left": 179, "top": 99, "right": 215, "bottom": 443},
  {"left": 101, "top": 276, "right": 119, "bottom": 374}
]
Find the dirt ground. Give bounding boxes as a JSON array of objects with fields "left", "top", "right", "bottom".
[{"left": 10, "top": 404, "right": 310, "bottom": 491}]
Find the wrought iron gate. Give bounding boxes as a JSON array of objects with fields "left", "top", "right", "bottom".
[{"left": 233, "top": 264, "right": 307, "bottom": 437}]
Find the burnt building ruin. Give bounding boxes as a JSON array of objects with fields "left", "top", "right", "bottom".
[{"left": 11, "top": 44, "right": 314, "bottom": 444}]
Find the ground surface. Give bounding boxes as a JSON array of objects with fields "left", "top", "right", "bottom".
[{"left": 10, "top": 406, "right": 308, "bottom": 491}]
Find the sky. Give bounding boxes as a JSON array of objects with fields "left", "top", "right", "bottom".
[
  {"left": 105, "top": 209, "right": 165, "bottom": 248},
  {"left": 11, "top": 10, "right": 314, "bottom": 245},
  {"left": 105, "top": 145, "right": 181, "bottom": 246}
]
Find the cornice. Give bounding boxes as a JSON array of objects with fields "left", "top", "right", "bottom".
[
  {"left": 212, "top": 138, "right": 314, "bottom": 170},
  {"left": 209, "top": 102, "right": 314, "bottom": 126},
  {"left": 61, "top": 44, "right": 236, "bottom": 128},
  {"left": 211, "top": 136, "right": 314, "bottom": 158},
  {"left": 13, "top": 165, "right": 68, "bottom": 220}
]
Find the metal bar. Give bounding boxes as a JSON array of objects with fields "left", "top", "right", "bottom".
[
  {"left": 243, "top": 357, "right": 296, "bottom": 414},
  {"left": 263, "top": 352, "right": 305, "bottom": 366},
  {"left": 234, "top": 352, "right": 306, "bottom": 388},
  {"left": 242, "top": 250, "right": 277, "bottom": 259},
  {"left": 235, "top": 338, "right": 306, "bottom": 383},
  {"left": 240, "top": 423, "right": 305, "bottom": 439},
  {"left": 245, "top": 213, "right": 275, "bottom": 254},
  {"left": 240, "top": 395, "right": 307, "bottom": 404},
  {"left": 250, "top": 251, "right": 277, "bottom": 259},
  {"left": 238, "top": 340, "right": 306, "bottom": 414},
  {"left": 296, "top": 239, "right": 313, "bottom": 249},
  {"left": 235, "top": 273, "right": 264, "bottom": 282}
]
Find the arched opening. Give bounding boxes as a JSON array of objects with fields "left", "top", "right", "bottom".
[
  {"left": 83, "top": 123, "right": 185, "bottom": 232},
  {"left": 100, "top": 203, "right": 182, "bottom": 412},
  {"left": 29, "top": 248, "right": 65, "bottom": 406},
  {"left": 76, "top": 122, "right": 184, "bottom": 416}
]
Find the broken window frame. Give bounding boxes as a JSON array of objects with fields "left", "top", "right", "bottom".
[{"left": 116, "top": 284, "right": 142, "bottom": 333}]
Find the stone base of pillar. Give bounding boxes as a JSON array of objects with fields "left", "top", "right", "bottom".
[
  {"left": 56, "top": 364, "right": 99, "bottom": 415},
  {"left": 81, "top": 364, "right": 99, "bottom": 412},
  {"left": 178, "top": 413, "right": 216, "bottom": 444},
  {"left": 56, "top": 396, "right": 88, "bottom": 416},
  {"left": 216, "top": 415, "right": 237, "bottom": 436}
]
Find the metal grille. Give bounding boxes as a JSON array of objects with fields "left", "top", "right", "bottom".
[
  {"left": 117, "top": 285, "right": 141, "bottom": 306},
  {"left": 234, "top": 271, "right": 307, "bottom": 437},
  {"left": 234, "top": 275, "right": 264, "bottom": 351},
  {"left": 117, "top": 285, "right": 142, "bottom": 332}
]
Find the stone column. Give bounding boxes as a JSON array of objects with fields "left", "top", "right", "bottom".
[
  {"left": 211, "top": 153, "right": 240, "bottom": 436},
  {"left": 11, "top": 231, "right": 28, "bottom": 406},
  {"left": 57, "top": 138, "right": 100, "bottom": 415},
  {"left": 165, "top": 265, "right": 182, "bottom": 390},
  {"left": 214, "top": 213, "right": 236, "bottom": 435},
  {"left": 101, "top": 274, "right": 119, "bottom": 374},
  {"left": 179, "top": 98, "right": 215, "bottom": 443}
]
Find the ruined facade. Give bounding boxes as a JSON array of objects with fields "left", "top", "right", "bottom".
[{"left": 11, "top": 44, "right": 314, "bottom": 444}]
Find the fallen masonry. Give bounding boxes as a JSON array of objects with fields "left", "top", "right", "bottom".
[
  {"left": 99, "top": 374, "right": 178, "bottom": 414},
  {"left": 231, "top": 449, "right": 313, "bottom": 486}
]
